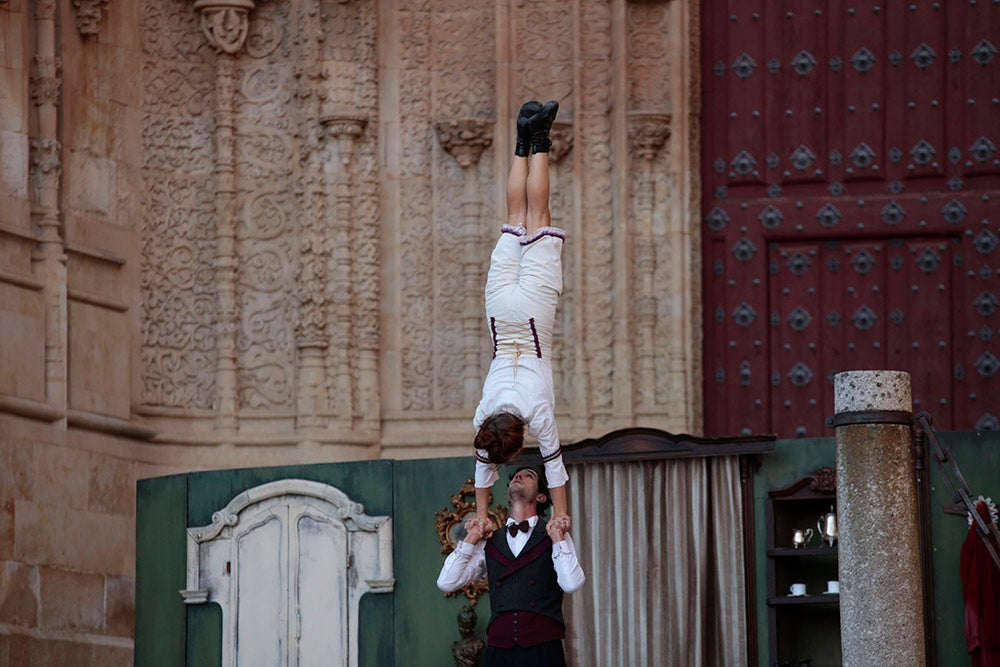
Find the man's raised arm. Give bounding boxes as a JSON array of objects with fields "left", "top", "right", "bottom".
[{"left": 436, "top": 517, "right": 489, "bottom": 593}]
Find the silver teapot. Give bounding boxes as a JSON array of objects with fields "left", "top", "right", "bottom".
[
  {"left": 818, "top": 507, "right": 838, "bottom": 547},
  {"left": 792, "top": 528, "right": 813, "bottom": 548}
]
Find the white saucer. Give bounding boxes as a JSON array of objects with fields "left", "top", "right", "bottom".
[
  {"left": 787, "top": 593, "right": 807, "bottom": 597},
  {"left": 822, "top": 591, "right": 838, "bottom": 595}
]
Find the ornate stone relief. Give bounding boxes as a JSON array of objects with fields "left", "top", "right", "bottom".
[
  {"left": 436, "top": 119, "right": 493, "bottom": 408},
  {"left": 435, "top": 120, "right": 493, "bottom": 169},
  {"left": 29, "top": 139, "right": 62, "bottom": 189},
  {"left": 133, "top": 0, "right": 698, "bottom": 441},
  {"left": 626, "top": 0, "right": 687, "bottom": 422},
  {"left": 628, "top": 113, "right": 672, "bottom": 410},
  {"left": 29, "top": 56, "right": 62, "bottom": 107},
  {"left": 140, "top": 0, "right": 219, "bottom": 411},
  {"left": 577, "top": 0, "right": 616, "bottom": 414},
  {"left": 510, "top": 0, "right": 578, "bottom": 414},
  {"left": 72, "top": 0, "right": 110, "bottom": 36},
  {"left": 193, "top": 0, "right": 255, "bottom": 55},
  {"left": 396, "top": 8, "right": 435, "bottom": 412},
  {"left": 138, "top": 0, "right": 386, "bottom": 431}
]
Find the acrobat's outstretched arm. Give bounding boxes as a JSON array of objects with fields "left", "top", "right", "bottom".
[
  {"left": 476, "top": 486, "right": 491, "bottom": 523},
  {"left": 549, "top": 485, "right": 567, "bottom": 519}
]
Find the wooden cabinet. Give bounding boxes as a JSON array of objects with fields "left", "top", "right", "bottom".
[{"left": 765, "top": 467, "right": 840, "bottom": 667}]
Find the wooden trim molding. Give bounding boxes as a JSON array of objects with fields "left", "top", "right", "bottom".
[{"left": 512, "top": 426, "right": 776, "bottom": 467}]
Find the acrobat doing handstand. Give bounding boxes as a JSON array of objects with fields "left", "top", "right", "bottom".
[{"left": 473, "top": 99, "right": 570, "bottom": 527}]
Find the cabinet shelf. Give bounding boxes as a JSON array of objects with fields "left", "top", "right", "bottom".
[
  {"left": 767, "top": 593, "right": 839, "bottom": 606},
  {"left": 768, "top": 546, "right": 838, "bottom": 557},
  {"left": 765, "top": 466, "right": 841, "bottom": 667}
]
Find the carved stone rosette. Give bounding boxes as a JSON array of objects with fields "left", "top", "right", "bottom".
[{"left": 193, "top": 0, "right": 255, "bottom": 55}]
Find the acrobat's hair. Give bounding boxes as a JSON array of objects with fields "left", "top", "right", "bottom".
[{"left": 475, "top": 412, "right": 525, "bottom": 464}]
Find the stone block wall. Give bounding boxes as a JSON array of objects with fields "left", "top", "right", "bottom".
[{"left": 0, "top": 416, "right": 185, "bottom": 665}]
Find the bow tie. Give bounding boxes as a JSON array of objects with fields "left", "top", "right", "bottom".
[{"left": 507, "top": 520, "right": 531, "bottom": 537}]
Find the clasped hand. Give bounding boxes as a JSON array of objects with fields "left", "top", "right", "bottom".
[{"left": 463, "top": 514, "right": 573, "bottom": 544}]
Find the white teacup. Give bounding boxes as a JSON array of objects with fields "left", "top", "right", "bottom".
[
  {"left": 789, "top": 582, "right": 807, "bottom": 596},
  {"left": 825, "top": 580, "right": 840, "bottom": 594}
]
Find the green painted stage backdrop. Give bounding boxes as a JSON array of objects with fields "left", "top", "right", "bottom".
[
  {"left": 137, "top": 434, "right": 999, "bottom": 665},
  {"left": 752, "top": 431, "right": 1000, "bottom": 667},
  {"left": 135, "top": 456, "right": 493, "bottom": 667}
]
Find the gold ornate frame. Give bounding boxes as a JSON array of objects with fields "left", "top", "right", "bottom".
[{"left": 435, "top": 479, "right": 508, "bottom": 606}]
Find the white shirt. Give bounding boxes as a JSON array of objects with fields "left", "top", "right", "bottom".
[
  {"left": 436, "top": 516, "right": 586, "bottom": 594},
  {"left": 473, "top": 358, "right": 569, "bottom": 490}
]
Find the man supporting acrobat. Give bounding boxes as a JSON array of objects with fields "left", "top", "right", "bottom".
[{"left": 437, "top": 466, "right": 585, "bottom": 666}]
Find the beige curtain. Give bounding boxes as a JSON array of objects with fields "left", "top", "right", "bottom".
[{"left": 562, "top": 457, "right": 748, "bottom": 666}]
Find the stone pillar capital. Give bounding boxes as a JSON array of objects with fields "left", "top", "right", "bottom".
[
  {"left": 435, "top": 119, "right": 493, "bottom": 169},
  {"left": 72, "top": 0, "right": 110, "bottom": 36},
  {"left": 193, "top": 0, "right": 256, "bottom": 55},
  {"left": 321, "top": 114, "right": 368, "bottom": 168},
  {"left": 833, "top": 369, "right": 912, "bottom": 414},
  {"left": 548, "top": 121, "right": 574, "bottom": 164},
  {"left": 628, "top": 112, "right": 672, "bottom": 161}
]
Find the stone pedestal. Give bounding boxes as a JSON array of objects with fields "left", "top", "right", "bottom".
[{"left": 832, "top": 370, "right": 926, "bottom": 666}]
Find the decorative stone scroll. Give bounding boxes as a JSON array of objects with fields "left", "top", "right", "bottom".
[{"left": 181, "top": 479, "right": 394, "bottom": 667}]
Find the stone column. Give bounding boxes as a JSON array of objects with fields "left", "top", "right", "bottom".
[
  {"left": 627, "top": 113, "right": 670, "bottom": 411},
  {"left": 30, "top": 0, "right": 67, "bottom": 421},
  {"left": 322, "top": 115, "right": 367, "bottom": 425},
  {"left": 194, "top": 0, "right": 255, "bottom": 431},
  {"left": 831, "top": 370, "right": 925, "bottom": 666}
]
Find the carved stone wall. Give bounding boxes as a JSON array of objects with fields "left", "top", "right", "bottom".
[{"left": 0, "top": 0, "right": 701, "bottom": 661}]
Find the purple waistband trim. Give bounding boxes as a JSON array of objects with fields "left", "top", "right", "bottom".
[
  {"left": 476, "top": 452, "right": 492, "bottom": 464},
  {"left": 541, "top": 446, "right": 563, "bottom": 463},
  {"left": 501, "top": 224, "right": 526, "bottom": 237},
  {"left": 490, "top": 317, "right": 498, "bottom": 359},
  {"left": 520, "top": 226, "right": 567, "bottom": 246},
  {"left": 529, "top": 317, "right": 541, "bottom": 358}
]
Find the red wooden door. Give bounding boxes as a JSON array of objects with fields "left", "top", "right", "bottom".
[{"left": 702, "top": 1, "right": 1000, "bottom": 437}]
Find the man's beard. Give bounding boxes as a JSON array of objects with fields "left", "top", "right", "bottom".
[{"left": 507, "top": 483, "right": 529, "bottom": 505}]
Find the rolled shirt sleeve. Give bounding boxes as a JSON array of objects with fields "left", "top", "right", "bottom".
[
  {"left": 436, "top": 540, "right": 487, "bottom": 593},
  {"left": 528, "top": 405, "right": 568, "bottom": 488},
  {"left": 551, "top": 534, "right": 586, "bottom": 593},
  {"left": 474, "top": 455, "right": 499, "bottom": 489}
]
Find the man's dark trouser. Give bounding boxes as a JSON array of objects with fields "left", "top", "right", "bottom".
[{"left": 483, "top": 640, "right": 567, "bottom": 667}]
